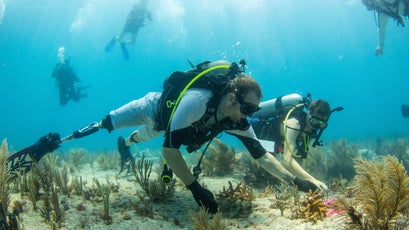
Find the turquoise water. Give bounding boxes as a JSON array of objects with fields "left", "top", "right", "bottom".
[{"left": 0, "top": 0, "right": 408, "bottom": 153}]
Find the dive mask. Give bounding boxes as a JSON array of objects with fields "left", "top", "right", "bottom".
[{"left": 237, "top": 96, "right": 261, "bottom": 116}]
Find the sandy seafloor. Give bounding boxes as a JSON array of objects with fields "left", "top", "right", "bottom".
[{"left": 8, "top": 160, "right": 348, "bottom": 230}]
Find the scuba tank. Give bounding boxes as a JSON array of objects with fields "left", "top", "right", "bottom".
[{"left": 253, "top": 93, "right": 304, "bottom": 119}]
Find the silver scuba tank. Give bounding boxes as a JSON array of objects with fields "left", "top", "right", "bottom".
[{"left": 253, "top": 93, "right": 304, "bottom": 119}]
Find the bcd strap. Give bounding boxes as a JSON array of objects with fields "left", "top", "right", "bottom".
[{"left": 154, "top": 64, "right": 232, "bottom": 132}]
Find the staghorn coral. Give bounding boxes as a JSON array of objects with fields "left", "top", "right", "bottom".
[
  {"left": 296, "top": 190, "right": 328, "bottom": 223},
  {"left": 189, "top": 207, "right": 226, "bottom": 230},
  {"left": 217, "top": 181, "right": 255, "bottom": 218},
  {"left": 202, "top": 138, "right": 236, "bottom": 176},
  {"left": 269, "top": 183, "right": 296, "bottom": 217},
  {"left": 217, "top": 181, "right": 255, "bottom": 204}
]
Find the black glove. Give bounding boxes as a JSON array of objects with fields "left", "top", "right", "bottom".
[
  {"left": 30, "top": 133, "right": 61, "bottom": 162},
  {"left": 293, "top": 177, "right": 318, "bottom": 193},
  {"left": 187, "top": 180, "right": 218, "bottom": 214}
]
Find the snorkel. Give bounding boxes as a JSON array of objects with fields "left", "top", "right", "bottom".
[{"left": 312, "top": 106, "right": 344, "bottom": 147}]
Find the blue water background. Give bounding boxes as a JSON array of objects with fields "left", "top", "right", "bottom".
[{"left": 0, "top": 0, "right": 408, "bottom": 154}]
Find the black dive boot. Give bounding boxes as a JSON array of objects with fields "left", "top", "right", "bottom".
[{"left": 117, "top": 136, "right": 135, "bottom": 174}]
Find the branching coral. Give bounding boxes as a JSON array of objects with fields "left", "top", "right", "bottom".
[
  {"left": 268, "top": 183, "right": 295, "bottom": 216},
  {"left": 296, "top": 190, "right": 328, "bottom": 223},
  {"left": 217, "top": 181, "right": 255, "bottom": 204},
  {"left": 216, "top": 181, "right": 255, "bottom": 217}
]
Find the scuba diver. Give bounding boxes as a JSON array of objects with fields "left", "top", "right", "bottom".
[
  {"left": 361, "top": 0, "right": 408, "bottom": 56},
  {"left": 104, "top": 0, "right": 152, "bottom": 60},
  {"left": 7, "top": 60, "right": 329, "bottom": 214},
  {"left": 51, "top": 59, "right": 90, "bottom": 106},
  {"left": 250, "top": 93, "right": 343, "bottom": 191}
]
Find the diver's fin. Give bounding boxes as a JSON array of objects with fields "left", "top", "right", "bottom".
[
  {"left": 104, "top": 38, "right": 116, "bottom": 53},
  {"left": 401, "top": 104, "right": 409, "bottom": 118},
  {"left": 6, "top": 133, "right": 61, "bottom": 179},
  {"left": 120, "top": 42, "right": 129, "bottom": 60}
]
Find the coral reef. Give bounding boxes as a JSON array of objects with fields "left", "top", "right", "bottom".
[
  {"left": 295, "top": 190, "right": 328, "bottom": 223},
  {"left": 216, "top": 181, "right": 255, "bottom": 218},
  {"left": 269, "top": 183, "right": 299, "bottom": 216},
  {"left": 375, "top": 137, "right": 409, "bottom": 172},
  {"left": 202, "top": 138, "right": 236, "bottom": 176},
  {"left": 325, "top": 139, "right": 358, "bottom": 181},
  {"left": 238, "top": 153, "right": 281, "bottom": 188},
  {"left": 299, "top": 147, "right": 327, "bottom": 182}
]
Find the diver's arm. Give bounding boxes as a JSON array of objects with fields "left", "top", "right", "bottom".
[
  {"left": 376, "top": 13, "right": 390, "bottom": 56},
  {"left": 230, "top": 129, "right": 296, "bottom": 183},
  {"left": 282, "top": 118, "right": 327, "bottom": 190},
  {"left": 163, "top": 147, "right": 195, "bottom": 186}
]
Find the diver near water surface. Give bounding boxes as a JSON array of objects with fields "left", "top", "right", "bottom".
[{"left": 105, "top": 0, "right": 152, "bottom": 60}]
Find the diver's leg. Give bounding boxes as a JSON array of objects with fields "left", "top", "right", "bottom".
[
  {"left": 127, "top": 34, "right": 137, "bottom": 45},
  {"left": 120, "top": 42, "right": 130, "bottom": 60},
  {"left": 59, "top": 90, "right": 69, "bottom": 106},
  {"left": 72, "top": 88, "right": 81, "bottom": 103}
]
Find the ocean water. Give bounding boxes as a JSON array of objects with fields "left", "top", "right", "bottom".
[{"left": 0, "top": 0, "right": 408, "bottom": 155}]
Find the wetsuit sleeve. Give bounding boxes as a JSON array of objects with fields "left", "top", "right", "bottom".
[{"left": 232, "top": 134, "right": 266, "bottom": 159}]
